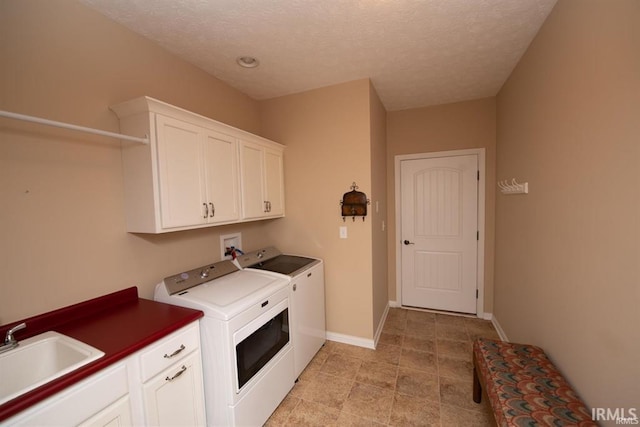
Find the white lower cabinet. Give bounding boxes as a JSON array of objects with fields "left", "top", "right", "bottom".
[
  {"left": 78, "top": 395, "right": 133, "bottom": 427},
  {"left": 137, "top": 323, "right": 205, "bottom": 426},
  {"left": 2, "top": 322, "right": 205, "bottom": 427},
  {"left": 3, "top": 363, "right": 131, "bottom": 426},
  {"left": 142, "top": 351, "right": 205, "bottom": 426}
]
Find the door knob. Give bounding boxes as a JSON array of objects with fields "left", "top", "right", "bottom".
[{"left": 403, "top": 240, "right": 415, "bottom": 245}]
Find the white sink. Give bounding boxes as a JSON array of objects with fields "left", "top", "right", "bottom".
[{"left": 0, "top": 331, "right": 105, "bottom": 406}]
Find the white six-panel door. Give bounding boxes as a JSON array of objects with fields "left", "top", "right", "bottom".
[{"left": 400, "top": 154, "right": 478, "bottom": 313}]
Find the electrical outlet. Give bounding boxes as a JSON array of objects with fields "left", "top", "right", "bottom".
[{"left": 339, "top": 226, "right": 348, "bottom": 239}]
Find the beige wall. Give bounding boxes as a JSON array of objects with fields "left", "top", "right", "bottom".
[
  {"left": 386, "top": 98, "right": 496, "bottom": 313},
  {"left": 0, "top": 0, "right": 271, "bottom": 323},
  {"left": 1, "top": 0, "right": 390, "bottom": 344},
  {"left": 368, "top": 82, "right": 388, "bottom": 335},
  {"left": 495, "top": 0, "right": 640, "bottom": 412},
  {"left": 259, "top": 79, "right": 377, "bottom": 340}
]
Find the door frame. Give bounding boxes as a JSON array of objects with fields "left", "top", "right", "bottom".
[{"left": 395, "top": 148, "right": 486, "bottom": 318}]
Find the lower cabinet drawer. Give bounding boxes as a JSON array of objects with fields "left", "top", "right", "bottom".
[{"left": 139, "top": 323, "right": 200, "bottom": 382}]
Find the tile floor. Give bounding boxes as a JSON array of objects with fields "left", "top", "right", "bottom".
[{"left": 266, "top": 308, "right": 501, "bottom": 426}]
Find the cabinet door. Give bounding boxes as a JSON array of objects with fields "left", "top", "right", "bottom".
[
  {"left": 142, "top": 351, "right": 206, "bottom": 426},
  {"left": 203, "top": 130, "right": 240, "bottom": 223},
  {"left": 156, "top": 114, "right": 207, "bottom": 229},
  {"left": 239, "top": 141, "right": 266, "bottom": 219},
  {"left": 264, "top": 148, "right": 285, "bottom": 217},
  {"left": 78, "top": 396, "right": 132, "bottom": 427}
]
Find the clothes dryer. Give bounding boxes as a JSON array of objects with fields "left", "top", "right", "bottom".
[{"left": 237, "top": 247, "right": 326, "bottom": 378}]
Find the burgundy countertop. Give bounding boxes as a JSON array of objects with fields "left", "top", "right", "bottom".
[{"left": 0, "top": 287, "right": 203, "bottom": 421}]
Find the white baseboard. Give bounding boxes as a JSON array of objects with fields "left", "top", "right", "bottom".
[
  {"left": 373, "top": 303, "right": 390, "bottom": 348},
  {"left": 326, "top": 331, "right": 376, "bottom": 349},
  {"left": 325, "top": 303, "right": 389, "bottom": 350},
  {"left": 491, "top": 315, "right": 509, "bottom": 342},
  {"left": 332, "top": 302, "right": 505, "bottom": 348}
]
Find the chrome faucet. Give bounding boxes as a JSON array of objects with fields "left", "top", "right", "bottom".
[{"left": 0, "top": 322, "right": 26, "bottom": 354}]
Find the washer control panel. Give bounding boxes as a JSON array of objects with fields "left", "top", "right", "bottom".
[{"left": 163, "top": 260, "right": 239, "bottom": 295}]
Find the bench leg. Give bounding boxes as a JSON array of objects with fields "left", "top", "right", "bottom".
[{"left": 473, "top": 365, "right": 482, "bottom": 403}]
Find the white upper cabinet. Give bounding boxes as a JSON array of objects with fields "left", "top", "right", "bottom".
[
  {"left": 239, "top": 138, "right": 285, "bottom": 220},
  {"left": 155, "top": 115, "right": 208, "bottom": 229},
  {"left": 155, "top": 114, "right": 239, "bottom": 229},
  {"left": 111, "top": 97, "right": 283, "bottom": 233},
  {"left": 203, "top": 129, "right": 241, "bottom": 224},
  {"left": 264, "top": 146, "right": 285, "bottom": 217}
]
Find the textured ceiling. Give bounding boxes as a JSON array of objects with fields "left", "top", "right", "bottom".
[{"left": 81, "top": 0, "right": 557, "bottom": 111}]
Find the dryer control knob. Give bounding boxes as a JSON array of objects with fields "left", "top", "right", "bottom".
[{"left": 200, "top": 268, "right": 210, "bottom": 279}]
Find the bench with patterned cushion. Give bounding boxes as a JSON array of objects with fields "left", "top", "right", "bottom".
[{"left": 472, "top": 338, "right": 596, "bottom": 426}]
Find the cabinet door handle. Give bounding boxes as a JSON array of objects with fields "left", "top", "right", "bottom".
[
  {"left": 209, "top": 202, "right": 214, "bottom": 217},
  {"left": 264, "top": 201, "right": 268, "bottom": 213},
  {"left": 203, "top": 203, "right": 208, "bottom": 219},
  {"left": 163, "top": 344, "right": 185, "bottom": 359},
  {"left": 165, "top": 365, "right": 187, "bottom": 382}
]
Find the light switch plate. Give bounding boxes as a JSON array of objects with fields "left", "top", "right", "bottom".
[{"left": 339, "top": 226, "right": 347, "bottom": 239}]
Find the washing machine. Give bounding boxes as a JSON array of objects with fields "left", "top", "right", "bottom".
[
  {"left": 154, "top": 260, "right": 295, "bottom": 426},
  {"left": 237, "top": 247, "right": 326, "bottom": 378}
]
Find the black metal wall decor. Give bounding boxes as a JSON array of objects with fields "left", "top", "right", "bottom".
[{"left": 340, "top": 182, "right": 370, "bottom": 221}]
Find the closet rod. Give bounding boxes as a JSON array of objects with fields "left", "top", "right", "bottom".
[{"left": 0, "top": 110, "right": 149, "bottom": 144}]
